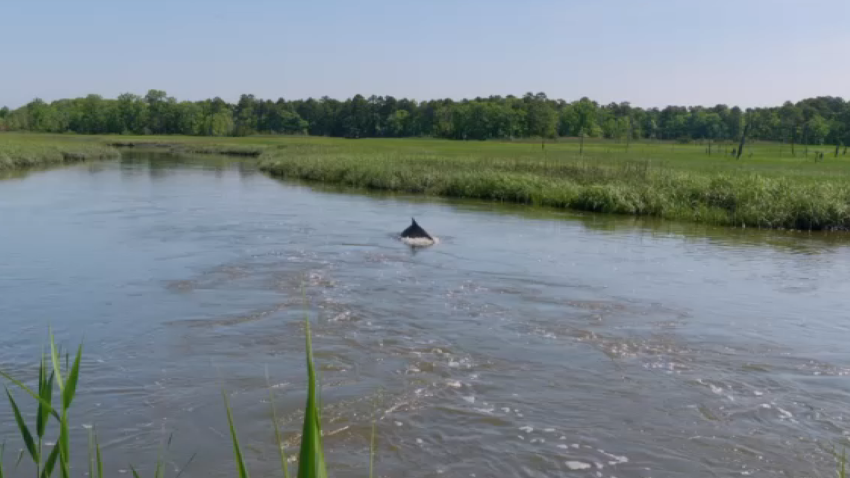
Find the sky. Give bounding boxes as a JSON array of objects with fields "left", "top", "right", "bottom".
[{"left": 3, "top": 0, "right": 849, "bottom": 109}]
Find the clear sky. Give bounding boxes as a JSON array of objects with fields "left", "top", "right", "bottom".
[{"left": 3, "top": 0, "right": 848, "bottom": 109}]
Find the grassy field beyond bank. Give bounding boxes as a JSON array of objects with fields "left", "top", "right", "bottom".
[
  {"left": 256, "top": 137, "right": 850, "bottom": 231},
  {"left": 4, "top": 132, "right": 850, "bottom": 230}
]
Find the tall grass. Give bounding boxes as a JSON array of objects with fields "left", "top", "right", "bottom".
[
  {"left": 258, "top": 145, "right": 850, "bottom": 231},
  {"left": 0, "top": 137, "right": 119, "bottom": 170},
  {"left": 0, "top": 319, "right": 343, "bottom": 478}
]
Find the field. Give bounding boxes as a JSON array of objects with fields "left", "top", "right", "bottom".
[{"left": 3, "top": 132, "right": 850, "bottom": 230}]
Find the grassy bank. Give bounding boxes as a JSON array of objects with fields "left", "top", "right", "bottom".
[
  {"left": 4, "top": 132, "right": 850, "bottom": 230},
  {"left": 0, "top": 135, "right": 119, "bottom": 170},
  {"left": 256, "top": 138, "right": 850, "bottom": 231}
]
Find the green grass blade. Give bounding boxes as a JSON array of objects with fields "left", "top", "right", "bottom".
[
  {"left": 154, "top": 432, "right": 173, "bottom": 478},
  {"left": 37, "top": 355, "right": 45, "bottom": 430},
  {"left": 37, "top": 366, "right": 55, "bottom": 439},
  {"left": 129, "top": 465, "right": 142, "bottom": 478},
  {"left": 49, "top": 329, "right": 65, "bottom": 392},
  {"left": 95, "top": 430, "right": 103, "bottom": 478},
  {"left": 265, "top": 367, "right": 290, "bottom": 478},
  {"left": 297, "top": 316, "right": 327, "bottom": 478},
  {"left": 40, "top": 443, "right": 60, "bottom": 478},
  {"left": 0, "top": 370, "right": 60, "bottom": 421},
  {"left": 62, "top": 344, "right": 83, "bottom": 410},
  {"left": 5, "top": 388, "right": 38, "bottom": 464},
  {"left": 58, "top": 412, "right": 70, "bottom": 478},
  {"left": 0, "top": 440, "right": 5, "bottom": 478},
  {"left": 222, "top": 389, "right": 251, "bottom": 478}
]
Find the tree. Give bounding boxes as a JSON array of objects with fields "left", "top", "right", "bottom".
[
  {"left": 526, "top": 99, "right": 556, "bottom": 149},
  {"left": 807, "top": 114, "right": 830, "bottom": 145},
  {"left": 574, "top": 97, "right": 597, "bottom": 154},
  {"left": 233, "top": 94, "right": 258, "bottom": 136},
  {"left": 145, "top": 89, "right": 169, "bottom": 134}
]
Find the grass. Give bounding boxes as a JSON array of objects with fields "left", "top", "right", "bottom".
[
  {"left": 0, "top": 318, "right": 339, "bottom": 478},
  {"left": 2, "top": 324, "right": 850, "bottom": 477},
  {"left": 0, "top": 134, "right": 119, "bottom": 170},
  {"left": 4, "top": 132, "right": 850, "bottom": 230},
  {"left": 255, "top": 138, "right": 850, "bottom": 230}
]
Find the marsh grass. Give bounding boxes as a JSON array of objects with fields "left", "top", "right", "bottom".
[
  {"left": 0, "top": 135, "right": 118, "bottom": 170},
  {"left": 7, "top": 130, "right": 850, "bottom": 229},
  {"left": 257, "top": 142, "right": 850, "bottom": 231}
]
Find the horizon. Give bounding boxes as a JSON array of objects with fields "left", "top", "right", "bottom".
[{"left": 4, "top": 0, "right": 849, "bottom": 110}]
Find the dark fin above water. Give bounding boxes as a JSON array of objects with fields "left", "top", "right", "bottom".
[{"left": 400, "top": 217, "right": 433, "bottom": 240}]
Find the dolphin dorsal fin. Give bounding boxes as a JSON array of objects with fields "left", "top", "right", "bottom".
[{"left": 411, "top": 217, "right": 417, "bottom": 226}]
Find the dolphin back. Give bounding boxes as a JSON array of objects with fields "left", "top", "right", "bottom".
[{"left": 401, "top": 218, "right": 433, "bottom": 240}]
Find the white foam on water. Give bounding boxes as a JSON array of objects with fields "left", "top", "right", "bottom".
[
  {"left": 395, "top": 421, "right": 403, "bottom": 427},
  {"left": 82, "top": 424, "right": 93, "bottom": 429},
  {"left": 544, "top": 428, "right": 555, "bottom": 433},
  {"left": 557, "top": 444, "right": 569, "bottom": 449},
  {"left": 462, "top": 396, "right": 475, "bottom": 404},
  {"left": 416, "top": 438, "right": 424, "bottom": 445},
  {"left": 519, "top": 426, "right": 534, "bottom": 433},
  {"left": 777, "top": 407, "right": 793, "bottom": 418},
  {"left": 446, "top": 380, "right": 462, "bottom": 388},
  {"left": 401, "top": 236, "right": 439, "bottom": 247},
  {"left": 754, "top": 390, "right": 764, "bottom": 396},
  {"left": 565, "top": 461, "right": 591, "bottom": 470},
  {"left": 501, "top": 407, "right": 511, "bottom": 413},
  {"left": 598, "top": 450, "right": 629, "bottom": 465}
]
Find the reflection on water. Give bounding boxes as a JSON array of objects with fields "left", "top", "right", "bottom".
[{"left": 1, "top": 152, "right": 850, "bottom": 478}]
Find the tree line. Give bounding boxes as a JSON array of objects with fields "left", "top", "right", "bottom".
[{"left": 1, "top": 91, "right": 848, "bottom": 148}]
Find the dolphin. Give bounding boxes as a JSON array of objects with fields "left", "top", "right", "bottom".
[{"left": 400, "top": 218, "right": 436, "bottom": 246}]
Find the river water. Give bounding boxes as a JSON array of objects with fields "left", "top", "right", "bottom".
[{"left": 2, "top": 151, "right": 850, "bottom": 478}]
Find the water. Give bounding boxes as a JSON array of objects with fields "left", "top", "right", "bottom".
[{"left": 2, "top": 151, "right": 850, "bottom": 477}]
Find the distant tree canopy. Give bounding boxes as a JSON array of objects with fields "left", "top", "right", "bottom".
[{"left": 2, "top": 90, "right": 849, "bottom": 146}]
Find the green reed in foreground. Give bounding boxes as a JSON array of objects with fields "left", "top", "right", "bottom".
[
  {"left": 2, "top": 323, "right": 850, "bottom": 476},
  {"left": 0, "top": 319, "right": 341, "bottom": 478}
]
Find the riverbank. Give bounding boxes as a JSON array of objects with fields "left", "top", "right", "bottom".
[
  {"left": 257, "top": 139, "right": 850, "bottom": 231},
  {"left": 4, "top": 133, "right": 850, "bottom": 230},
  {"left": 0, "top": 135, "right": 119, "bottom": 170}
]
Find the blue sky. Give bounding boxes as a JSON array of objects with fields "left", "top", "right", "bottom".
[{"left": 3, "top": 0, "right": 848, "bottom": 109}]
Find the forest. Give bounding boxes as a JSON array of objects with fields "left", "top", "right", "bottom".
[{"left": 1, "top": 91, "right": 848, "bottom": 147}]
